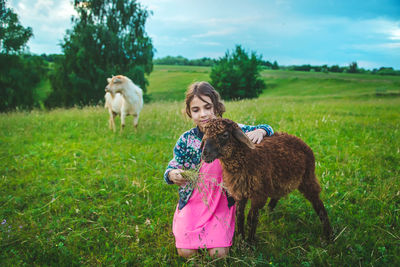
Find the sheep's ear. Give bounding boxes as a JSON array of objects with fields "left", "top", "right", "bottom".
[
  {"left": 232, "top": 128, "right": 256, "bottom": 149},
  {"left": 107, "top": 78, "right": 112, "bottom": 83}
]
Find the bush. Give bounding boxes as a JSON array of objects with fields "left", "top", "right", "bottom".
[
  {"left": 375, "top": 67, "right": 400, "bottom": 76},
  {"left": 210, "top": 45, "right": 265, "bottom": 100}
]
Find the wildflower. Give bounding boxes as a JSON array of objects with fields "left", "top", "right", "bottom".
[{"left": 1, "top": 219, "right": 6, "bottom": 225}]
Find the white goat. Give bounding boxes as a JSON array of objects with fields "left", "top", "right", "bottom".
[{"left": 104, "top": 75, "right": 143, "bottom": 131}]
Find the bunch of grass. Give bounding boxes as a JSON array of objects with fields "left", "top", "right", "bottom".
[
  {"left": 180, "top": 168, "right": 201, "bottom": 186},
  {"left": 180, "top": 162, "right": 226, "bottom": 210}
]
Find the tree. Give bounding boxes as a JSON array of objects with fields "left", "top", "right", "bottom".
[
  {"left": 0, "top": 0, "right": 44, "bottom": 111},
  {"left": 272, "top": 60, "right": 279, "bottom": 70},
  {"left": 329, "top": 65, "right": 342, "bottom": 73},
  {"left": 210, "top": 45, "right": 265, "bottom": 100},
  {"left": 47, "top": 0, "right": 154, "bottom": 108},
  {"left": 0, "top": 0, "right": 32, "bottom": 54},
  {"left": 348, "top": 62, "right": 359, "bottom": 73}
]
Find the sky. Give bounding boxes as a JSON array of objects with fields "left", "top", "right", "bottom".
[{"left": 8, "top": 0, "right": 400, "bottom": 69}]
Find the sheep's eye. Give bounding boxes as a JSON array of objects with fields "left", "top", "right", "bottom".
[{"left": 221, "top": 131, "right": 229, "bottom": 139}]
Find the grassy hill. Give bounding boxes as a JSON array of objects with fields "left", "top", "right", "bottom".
[
  {"left": 1, "top": 65, "right": 399, "bottom": 266},
  {"left": 146, "top": 65, "right": 400, "bottom": 102}
]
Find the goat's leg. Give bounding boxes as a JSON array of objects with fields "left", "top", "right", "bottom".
[
  {"left": 109, "top": 112, "right": 116, "bottom": 132},
  {"left": 247, "top": 198, "right": 267, "bottom": 242},
  {"left": 299, "top": 187, "right": 333, "bottom": 241},
  {"left": 120, "top": 112, "right": 126, "bottom": 131},
  {"left": 108, "top": 115, "right": 112, "bottom": 130},
  {"left": 236, "top": 198, "right": 247, "bottom": 239},
  {"left": 267, "top": 198, "right": 280, "bottom": 212},
  {"left": 133, "top": 114, "right": 139, "bottom": 128}
]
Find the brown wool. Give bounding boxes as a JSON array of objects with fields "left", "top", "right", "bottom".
[{"left": 202, "top": 118, "right": 333, "bottom": 242}]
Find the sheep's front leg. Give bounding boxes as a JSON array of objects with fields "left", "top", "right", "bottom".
[
  {"left": 247, "top": 198, "right": 267, "bottom": 242},
  {"left": 268, "top": 198, "right": 280, "bottom": 212},
  {"left": 236, "top": 198, "right": 247, "bottom": 239}
]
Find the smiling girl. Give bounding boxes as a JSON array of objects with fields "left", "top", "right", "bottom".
[{"left": 164, "top": 81, "right": 274, "bottom": 258}]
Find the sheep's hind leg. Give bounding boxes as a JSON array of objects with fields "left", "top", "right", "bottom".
[
  {"left": 236, "top": 198, "right": 247, "bottom": 239},
  {"left": 299, "top": 187, "right": 333, "bottom": 241},
  {"left": 247, "top": 198, "right": 267, "bottom": 242},
  {"left": 268, "top": 198, "right": 280, "bottom": 211}
]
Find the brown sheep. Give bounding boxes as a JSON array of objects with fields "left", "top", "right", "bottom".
[{"left": 201, "top": 118, "right": 333, "bottom": 242}]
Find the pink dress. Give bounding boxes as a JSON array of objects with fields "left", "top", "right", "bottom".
[{"left": 173, "top": 159, "right": 236, "bottom": 249}]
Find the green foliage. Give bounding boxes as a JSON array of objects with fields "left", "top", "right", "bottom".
[
  {"left": 0, "top": 0, "right": 33, "bottom": 54},
  {"left": 374, "top": 67, "right": 400, "bottom": 76},
  {"left": 0, "top": 1, "right": 50, "bottom": 112},
  {"left": 210, "top": 45, "right": 265, "bottom": 100},
  {"left": 0, "top": 54, "right": 48, "bottom": 111},
  {"left": 348, "top": 61, "right": 359, "bottom": 73},
  {"left": 154, "top": 55, "right": 216, "bottom": 66},
  {"left": 1, "top": 66, "right": 400, "bottom": 265},
  {"left": 47, "top": 0, "right": 154, "bottom": 108}
]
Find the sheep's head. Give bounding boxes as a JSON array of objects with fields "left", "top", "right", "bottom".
[
  {"left": 105, "top": 75, "right": 127, "bottom": 96},
  {"left": 201, "top": 118, "right": 255, "bottom": 163}
]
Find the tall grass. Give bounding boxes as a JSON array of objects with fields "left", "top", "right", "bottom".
[{"left": 1, "top": 66, "right": 399, "bottom": 266}]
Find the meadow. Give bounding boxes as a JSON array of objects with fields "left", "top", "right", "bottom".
[{"left": 1, "top": 65, "right": 399, "bottom": 266}]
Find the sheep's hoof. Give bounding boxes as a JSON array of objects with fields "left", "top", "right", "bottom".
[
  {"left": 246, "top": 237, "right": 256, "bottom": 244},
  {"left": 325, "top": 231, "right": 334, "bottom": 243}
]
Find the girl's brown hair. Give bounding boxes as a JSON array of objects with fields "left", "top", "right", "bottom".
[{"left": 185, "top": 82, "right": 226, "bottom": 118}]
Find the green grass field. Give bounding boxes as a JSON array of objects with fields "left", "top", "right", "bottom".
[{"left": 1, "top": 65, "right": 399, "bottom": 266}]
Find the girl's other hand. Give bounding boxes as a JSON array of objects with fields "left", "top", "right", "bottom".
[
  {"left": 169, "top": 169, "right": 186, "bottom": 186},
  {"left": 246, "top": 129, "right": 266, "bottom": 144}
]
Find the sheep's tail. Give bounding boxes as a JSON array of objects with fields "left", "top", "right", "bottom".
[{"left": 299, "top": 145, "right": 321, "bottom": 194}]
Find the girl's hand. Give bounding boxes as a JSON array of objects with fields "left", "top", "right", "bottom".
[
  {"left": 246, "top": 129, "right": 266, "bottom": 144},
  {"left": 169, "top": 169, "right": 186, "bottom": 186}
]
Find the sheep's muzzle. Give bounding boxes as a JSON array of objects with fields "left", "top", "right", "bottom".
[{"left": 201, "top": 139, "right": 220, "bottom": 163}]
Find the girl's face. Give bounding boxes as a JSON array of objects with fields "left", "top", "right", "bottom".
[{"left": 189, "top": 95, "right": 216, "bottom": 131}]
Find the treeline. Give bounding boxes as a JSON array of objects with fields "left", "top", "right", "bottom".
[
  {"left": 155, "top": 56, "right": 400, "bottom": 76},
  {"left": 282, "top": 62, "right": 400, "bottom": 75},
  {"left": 154, "top": 55, "right": 280, "bottom": 69},
  {"left": 154, "top": 56, "right": 217, "bottom": 66}
]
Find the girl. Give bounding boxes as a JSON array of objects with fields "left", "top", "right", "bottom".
[{"left": 164, "top": 81, "right": 274, "bottom": 258}]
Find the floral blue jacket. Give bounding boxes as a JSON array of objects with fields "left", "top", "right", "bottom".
[{"left": 164, "top": 122, "right": 274, "bottom": 210}]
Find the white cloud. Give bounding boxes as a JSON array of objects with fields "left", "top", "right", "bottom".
[
  {"left": 352, "top": 17, "right": 400, "bottom": 41},
  {"left": 386, "top": 27, "right": 400, "bottom": 41},
  {"left": 9, "top": 0, "right": 75, "bottom": 54},
  {"left": 192, "top": 28, "right": 236, "bottom": 38},
  {"left": 197, "top": 41, "right": 222, "bottom": 46}
]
